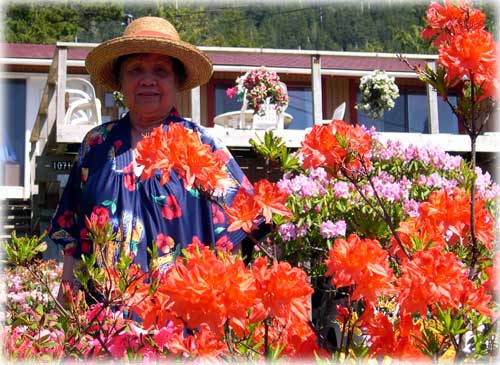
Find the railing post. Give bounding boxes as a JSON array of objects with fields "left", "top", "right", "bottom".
[
  {"left": 427, "top": 61, "right": 439, "bottom": 134},
  {"left": 311, "top": 55, "right": 323, "bottom": 125},
  {"left": 190, "top": 86, "right": 201, "bottom": 124}
]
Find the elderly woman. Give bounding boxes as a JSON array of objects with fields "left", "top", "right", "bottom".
[{"left": 48, "top": 17, "right": 254, "bottom": 298}]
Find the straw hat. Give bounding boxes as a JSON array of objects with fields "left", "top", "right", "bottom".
[{"left": 85, "top": 16, "right": 213, "bottom": 91}]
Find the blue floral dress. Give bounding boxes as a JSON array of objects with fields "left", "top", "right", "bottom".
[{"left": 48, "top": 109, "right": 251, "bottom": 271}]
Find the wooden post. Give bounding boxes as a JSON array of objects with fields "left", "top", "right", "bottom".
[
  {"left": 55, "top": 46, "right": 68, "bottom": 143},
  {"left": 311, "top": 55, "right": 323, "bottom": 125},
  {"left": 427, "top": 61, "right": 439, "bottom": 134},
  {"left": 190, "top": 86, "right": 201, "bottom": 124}
]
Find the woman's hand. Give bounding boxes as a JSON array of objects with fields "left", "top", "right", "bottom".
[{"left": 57, "top": 253, "right": 77, "bottom": 305}]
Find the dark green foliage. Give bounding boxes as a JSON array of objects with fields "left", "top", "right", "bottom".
[{"left": 4, "top": 1, "right": 497, "bottom": 53}]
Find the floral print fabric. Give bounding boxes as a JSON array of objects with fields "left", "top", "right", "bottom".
[{"left": 48, "top": 109, "right": 250, "bottom": 271}]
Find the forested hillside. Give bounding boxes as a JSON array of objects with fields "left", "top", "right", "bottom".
[{"left": 3, "top": 0, "right": 497, "bottom": 54}]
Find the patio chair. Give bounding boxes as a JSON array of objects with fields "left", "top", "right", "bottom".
[
  {"left": 64, "top": 78, "right": 102, "bottom": 126},
  {"left": 252, "top": 82, "right": 288, "bottom": 130},
  {"left": 332, "top": 102, "right": 346, "bottom": 120}
]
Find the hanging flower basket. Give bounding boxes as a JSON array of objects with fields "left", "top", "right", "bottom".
[{"left": 356, "top": 69, "right": 399, "bottom": 120}]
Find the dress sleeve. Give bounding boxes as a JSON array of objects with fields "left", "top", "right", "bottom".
[{"left": 47, "top": 148, "right": 85, "bottom": 257}]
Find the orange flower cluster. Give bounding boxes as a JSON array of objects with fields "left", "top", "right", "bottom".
[
  {"left": 225, "top": 179, "right": 292, "bottom": 233},
  {"left": 161, "top": 242, "right": 256, "bottom": 335},
  {"left": 128, "top": 241, "right": 320, "bottom": 360},
  {"left": 362, "top": 311, "right": 425, "bottom": 361},
  {"left": 300, "top": 119, "right": 372, "bottom": 175},
  {"left": 325, "top": 234, "right": 396, "bottom": 306},
  {"left": 396, "top": 187, "right": 495, "bottom": 253},
  {"left": 422, "top": 0, "right": 498, "bottom": 101},
  {"left": 422, "top": 0, "right": 486, "bottom": 47},
  {"left": 136, "top": 123, "right": 229, "bottom": 191},
  {"left": 324, "top": 186, "right": 496, "bottom": 358},
  {"left": 397, "top": 247, "right": 493, "bottom": 317}
]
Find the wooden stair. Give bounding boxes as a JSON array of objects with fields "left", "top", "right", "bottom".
[{"left": 0, "top": 198, "right": 32, "bottom": 241}]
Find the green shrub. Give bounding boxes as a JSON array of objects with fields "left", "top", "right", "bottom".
[{"left": 1, "top": 231, "right": 47, "bottom": 266}]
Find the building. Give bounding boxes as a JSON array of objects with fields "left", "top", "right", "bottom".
[{"left": 1, "top": 42, "right": 498, "bottom": 246}]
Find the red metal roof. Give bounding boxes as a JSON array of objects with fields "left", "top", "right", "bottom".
[
  {"left": 1, "top": 43, "right": 427, "bottom": 71},
  {"left": 1, "top": 43, "right": 88, "bottom": 60}
]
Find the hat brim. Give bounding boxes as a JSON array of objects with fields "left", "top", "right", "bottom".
[{"left": 85, "top": 36, "right": 213, "bottom": 91}]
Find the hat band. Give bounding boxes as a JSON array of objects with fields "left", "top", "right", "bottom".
[{"left": 129, "top": 30, "right": 176, "bottom": 39}]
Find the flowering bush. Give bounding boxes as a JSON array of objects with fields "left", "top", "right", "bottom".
[
  {"left": 2, "top": 227, "right": 322, "bottom": 362},
  {"left": 226, "top": 66, "right": 288, "bottom": 115},
  {"left": 252, "top": 121, "right": 499, "bottom": 360},
  {"left": 3, "top": 259, "right": 61, "bottom": 324},
  {"left": 355, "top": 69, "right": 400, "bottom": 120},
  {"left": 3, "top": 1, "right": 498, "bottom": 363},
  {"left": 272, "top": 129, "right": 499, "bottom": 276}
]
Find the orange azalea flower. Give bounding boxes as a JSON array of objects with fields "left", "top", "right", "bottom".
[
  {"left": 339, "top": 119, "right": 372, "bottom": 157},
  {"left": 281, "top": 321, "right": 328, "bottom": 360},
  {"left": 422, "top": 0, "right": 485, "bottom": 47},
  {"left": 251, "top": 257, "right": 313, "bottom": 325},
  {"left": 458, "top": 280, "right": 494, "bottom": 318},
  {"left": 177, "top": 133, "right": 228, "bottom": 192},
  {"left": 136, "top": 126, "right": 174, "bottom": 185},
  {"left": 136, "top": 123, "right": 229, "bottom": 191},
  {"left": 130, "top": 284, "right": 174, "bottom": 329},
  {"left": 301, "top": 120, "right": 372, "bottom": 174},
  {"left": 361, "top": 312, "right": 398, "bottom": 358},
  {"left": 325, "top": 234, "right": 395, "bottom": 306},
  {"left": 397, "top": 188, "right": 495, "bottom": 253},
  {"left": 252, "top": 317, "right": 324, "bottom": 360},
  {"left": 439, "top": 29, "right": 497, "bottom": 100},
  {"left": 471, "top": 196, "right": 496, "bottom": 250},
  {"left": 253, "top": 179, "right": 292, "bottom": 223},
  {"left": 301, "top": 124, "right": 346, "bottom": 171},
  {"left": 167, "top": 323, "right": 228, "bottom": 360},
  {"left": 397, "top": 247, "right": 468, "bottom": 317},
  {"left": 224, "top": 188, "right": 261, "bottom": 233},
  {"left": 159, "top": 242, "right": 256, "bottom": 335},
  {"left": 361, "top": 309, "right": 427, "bottom": 361}
]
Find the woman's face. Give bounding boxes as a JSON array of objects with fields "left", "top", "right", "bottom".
[{"left": 120, "top": 53, "right": 178, "bottom": 122}]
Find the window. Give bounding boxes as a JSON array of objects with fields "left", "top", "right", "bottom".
[
  {"left": 286, "top": 87, "right": 313, "bottom": 130},
  {"left": 212, "top": 81, "right": 313, "bottom": 130},
  {"left": 438, "top": 95, "right": 459, "bottom": 134},
  {"left": 214, "top": 82, "right": 243, "bottom": 117},
  {"left": 0, "top": 78, "right": 26, "bottom": 186},
  {"left": 356, "top": 89, "right": 459, "bottom": 134}
]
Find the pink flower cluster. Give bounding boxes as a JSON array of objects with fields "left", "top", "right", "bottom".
[
  {"left": 320, "top": 220, "right": 347, "bottom": 239},
  {"left": 373, "top": 138, "right": 463, "bottom": 171},
  {"left": 227, "top": 66, "right": 289, "bottom": 115}
]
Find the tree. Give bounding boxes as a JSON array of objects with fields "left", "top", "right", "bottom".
[
  {"left": 5, "top": 1, "right": 80, "bottom": 44},
  {"left": 74, "top": 2, "right": 125, "bottom": 43}
]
